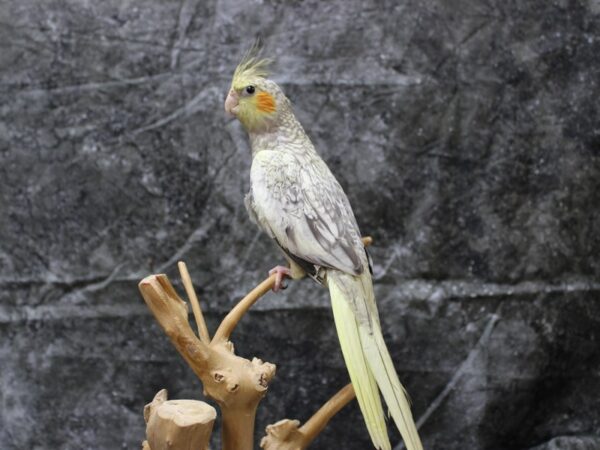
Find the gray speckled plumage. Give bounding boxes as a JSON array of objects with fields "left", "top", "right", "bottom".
[{"left": 247, "top": 107, "right": 365, "bottom": 278}]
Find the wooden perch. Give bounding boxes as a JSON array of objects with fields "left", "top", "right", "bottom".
[
  {"left": 260, "top": 384, "right": 356, "bottom": 450},
  {"left": 178, "top": 262, "right": 210, "bottom": 344},
  {"left": 213, "top": 274, "right": 277, "bottom": 343},
  {"left": 138, "top": 236, "right": 372, "bottom": 450},
  {"left": 139, "top": 274, "right": 276, "bottom": 450},
  {"left": 143, "top": 389, "right": 216, "bottom": 450}
]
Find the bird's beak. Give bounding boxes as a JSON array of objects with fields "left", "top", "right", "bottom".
[{"left": 224, "top": 89, "right": 239, "bottom": 117}]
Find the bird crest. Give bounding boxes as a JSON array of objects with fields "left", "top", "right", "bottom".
[{"left": 231, "top": 42, "right": 272, "bottom": 90}]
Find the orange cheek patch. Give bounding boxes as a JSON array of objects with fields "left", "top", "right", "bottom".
[{"left": 256, "top": 92, "right": 276, "bottom": 113}]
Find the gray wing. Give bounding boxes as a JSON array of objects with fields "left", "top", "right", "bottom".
[{"left": 250, "top": 150, "right": 365, "bottom": 276}]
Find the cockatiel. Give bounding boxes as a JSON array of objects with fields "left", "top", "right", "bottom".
[{"left": 224, "top": 50, "right": 423, "bottom": 450}]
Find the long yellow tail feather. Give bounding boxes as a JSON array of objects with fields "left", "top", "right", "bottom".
[
  {"left": 328, "top": 271, "right": 423, "bottom": 450},
  {"left": 330, "top": 278, "right": 391, "bottom": 450}
]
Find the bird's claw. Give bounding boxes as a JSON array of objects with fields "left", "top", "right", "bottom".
[{"left": 269, "top": 266, "right": 292, "bottom": 292}]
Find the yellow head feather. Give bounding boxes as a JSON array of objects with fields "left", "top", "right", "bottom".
[{"left": 231, "top": 44, "right": 272, "bottom": 90}]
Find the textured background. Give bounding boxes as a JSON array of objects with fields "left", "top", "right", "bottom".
[{"left": 1, "top": 0, "right": 599, "bottom": 449}]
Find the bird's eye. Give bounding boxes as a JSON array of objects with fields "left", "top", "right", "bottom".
[{"left": 245, "top": 85, "right": 255, "bottom": 95}]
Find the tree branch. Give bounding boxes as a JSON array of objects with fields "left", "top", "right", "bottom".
[
  {"left": 139, "top": 274, "right": 210, "bottom": 374},
  {"left": 260, "top": 384, "right": 356, "bottom": 450},
  {"left": 212, "top": 274, "right": 276, "bottom": 343},
  {"left": 178, "top": 261, "right": 210, "bottom": 344},
  {"left": 299, "top": 383, "right": 355, "bottom": 444}
]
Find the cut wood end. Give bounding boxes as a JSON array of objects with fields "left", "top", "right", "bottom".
[
  {"left": 362, "top": 236, "right": 373, "bottom": 247},
  {"left": 252, "top": 357, "right": 277, "bottom": 392},
  {"left": 265, "top": 419, "right": 301, "bottom": 438},
  {"left": 157, "top": 400, "right": 217, "bottom": 427},
  {"left": 146, "top": 396, "right": 216, "bottom": 450},
  {"left": 154, "top": 389, "right": 168, "bottom": 403},
  {"left": 260, "top": 419, "right": 304, "bottom": 450},
  {"left": 144, "top": 389, "right": 168, "bottom": 423},
  {"left": 138, "top": 274, "right": 166, "bottom": 289},
  {"left": 138, "top": 274, "right": 189, "bottom": 322}
]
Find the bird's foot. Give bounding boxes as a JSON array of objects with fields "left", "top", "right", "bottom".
[{"left": 268, "top": 266, "right": 292, "bottom": 292}]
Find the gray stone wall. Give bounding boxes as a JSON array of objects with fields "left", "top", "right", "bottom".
[{"left": 1, "top": 0, "right": 599, "bottom": 449}]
